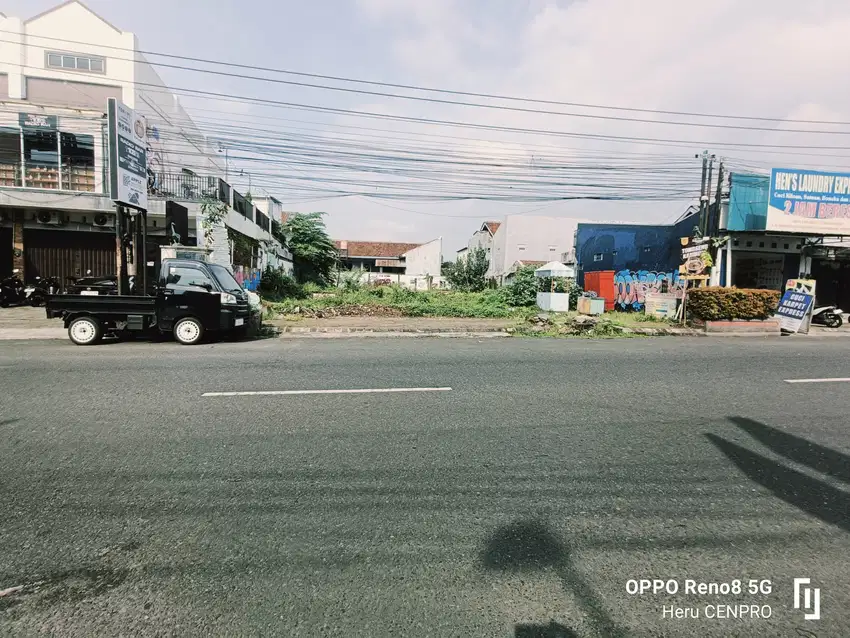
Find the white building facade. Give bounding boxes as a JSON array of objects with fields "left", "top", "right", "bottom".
[
  {"left": 0, "top": 1, "right": 290, "bottom": 286},
  {"left": 485, "top": 215, "right": 584, "bottom": 283}
]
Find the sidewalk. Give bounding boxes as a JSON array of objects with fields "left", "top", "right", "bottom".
[{"left": 3, "top": 304, "right": 850, "bottom": 340}]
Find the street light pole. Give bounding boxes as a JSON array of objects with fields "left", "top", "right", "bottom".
[{"left": 218, "top": 144, "right": 228, "bottom": 182}]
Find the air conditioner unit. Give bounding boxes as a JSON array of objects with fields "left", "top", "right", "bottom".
[
  {"left": 92, "top": 213, "right": 115, "bottom": 228},
  {"left": 35, "top": 210, "right": 67, "bottom": 226}
]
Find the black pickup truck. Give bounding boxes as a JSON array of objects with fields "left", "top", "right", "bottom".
[{"left": 46, "top": 258, "right": 252, "bottom": 345}]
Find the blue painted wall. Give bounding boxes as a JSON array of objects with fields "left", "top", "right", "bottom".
[
  {"left": 576, "top": 213, "right": 698, "bottom": 310},
  {"left": 577, "top": 212, "right": 698, "bottom": 282},
  {"left": 726, "top": 173, "right": 769, "bottom": 231}
]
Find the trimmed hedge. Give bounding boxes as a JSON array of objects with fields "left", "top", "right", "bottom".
[{"left": 687, "top": 287, "right": 781, "bottom": 321}]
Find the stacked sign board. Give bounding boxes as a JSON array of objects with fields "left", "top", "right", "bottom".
[
  {"left": 679, "top": 236, "right": 711, "bottom": 282},
  {"left": 107, "top": 98, "right": 147, "bottom": 212}
]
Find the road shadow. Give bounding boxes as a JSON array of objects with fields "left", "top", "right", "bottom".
[
  {"left": 728, "top": 416, "right": 850, "bottom": 483},
  {"left": 706, "top": 418, "right": 850, "bottom": 533},
  {"left": 482, "top": 519, "right": 627, "bottom": 638},
  {"left": 515, "top": 620, "right": 578, "bottom": 637}
]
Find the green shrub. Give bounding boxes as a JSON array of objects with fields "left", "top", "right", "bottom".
[
  {"left": 259, "top": 268, "right": 305, "bottom": 300},
  {"left": 687, "top": 287, "right": 781, "bottom": 321},
  {"left": 502, "top": 267, "right": 537, "bottom": 306}
]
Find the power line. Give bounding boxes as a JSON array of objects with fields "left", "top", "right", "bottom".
[
  {"left": 6, "top": 29, "right": 850, "bottom": 127},
  {"left": 5, "top": 38, "right": 847, "bottom": 136},
  {"left": 11, "top": 62, "right": 846, "bottom": 152}
]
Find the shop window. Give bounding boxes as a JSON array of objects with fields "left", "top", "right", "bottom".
[
  {"left": 0, "top": 127, "right": 21, "bottom": 186},
  {"left": 61, "top": 132, "right": 95, "bottom": 192},
  {"left": 23, "top": 129, "right": 59, "bottom": 189}
]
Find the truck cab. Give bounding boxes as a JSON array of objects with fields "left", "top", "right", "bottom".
[{"left": 46, "top": 259, "right": 253, "bottom": 345}]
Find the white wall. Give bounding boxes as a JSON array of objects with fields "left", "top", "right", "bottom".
[
  {"left": 468, "top": 228, "right": 494, "bottom": 254},
  {"left": 489, "top": 216, "right": 584, "bottom": 279},
  {"left": 402, "top": 237, "right": 442, "bottom": 276},
  {"left": 0, "top": 3, "right": 222, "bottom": 179},
  {"left": 0, "top": 3, "right": 135, "bottom": 102},
  {"left": 488, "top": 223, "right": 508, "bottom": 278},
  {"left": 353, "top": 271, "right": 446, "bottom": 290},
  {"left": 253, "top": 196, "right": 283, "bottom": 224}
]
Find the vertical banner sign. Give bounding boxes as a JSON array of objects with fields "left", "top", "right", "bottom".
[
  {"left": 776, "top": 279, "right": 816, "bottom": 334},
  {"left": 107, "top": 98, "right": 147, "bottom": 211}
]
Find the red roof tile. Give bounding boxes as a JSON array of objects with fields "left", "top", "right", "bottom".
[
  {"left": 483, "top": 221, "right": 501, "bottom": 235},
  {"left": 335, "top": 240, "right": 422, "bottom": 258}
]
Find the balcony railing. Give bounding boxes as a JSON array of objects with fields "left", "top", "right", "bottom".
[
  {"left": 0, "top": 161, "right": 96, "bottom": 192},
  {"left": 148, "top": 171, "right": 218, "bottom": 201}
]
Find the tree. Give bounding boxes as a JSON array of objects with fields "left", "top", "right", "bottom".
[
  {"left": 445, "top": 247, "right": 488, "bottom": 292},
  {"left": 282, "top": 212, "right": 337, "bottom": 285},
  {"left": 502, "top": 266, "right": 537, "bottom": 306}
]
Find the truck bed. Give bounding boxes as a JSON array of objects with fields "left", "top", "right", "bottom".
[{"left": 46, "top": 294, "right": 157, "bottom": 318}]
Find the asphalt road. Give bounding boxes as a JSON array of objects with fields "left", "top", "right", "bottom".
[{"left": 1, "top": 336, "right": 849, "bottom": 637}]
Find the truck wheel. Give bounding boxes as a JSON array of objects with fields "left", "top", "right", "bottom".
[
  {"left": 174, "top": 317, "right": 204, "bottom": 345},
  {"left": 68, "top": 316, "right": 103, "bottom": 346}
]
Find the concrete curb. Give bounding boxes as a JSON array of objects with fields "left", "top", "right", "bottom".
[
  {"left": 277, "top": 331, "right": 512, "bottom": 339},
  {"left": 0, "top": 326, "right": 841, "bottom": 341},
  {"left": 276, "top": 326, "right": 510, "bottom": 334}
]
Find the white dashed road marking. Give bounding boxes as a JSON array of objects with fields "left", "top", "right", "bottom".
[
  {"left": 784, "top": 378, "right": 850, "bottom": 384},
  {"left": 202, "top": 387, "right": 452, "bottom": 397}
]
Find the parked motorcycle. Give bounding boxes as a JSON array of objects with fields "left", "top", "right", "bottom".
[
  {"left": 0, "top": 269, "right": 26, "bottom": 307},
  {"left": 24, "top": 276, "right": 61, "bottom": 307},
  {"left": 811, "top": 305, "right": 844, "bottom": 328}
]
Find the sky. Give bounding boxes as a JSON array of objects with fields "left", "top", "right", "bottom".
[{"left": 5, "top": 0, "right": 850, "bottom": 253}]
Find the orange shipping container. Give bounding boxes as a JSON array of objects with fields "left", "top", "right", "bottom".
[{"left": 583, "top": 270, "right": 616, "bottom": 311}]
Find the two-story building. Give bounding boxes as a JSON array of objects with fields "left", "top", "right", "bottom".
[
  {"left": 0, "top": 0, "right": 291, "bottom": 285},
  {"left": 461, "top": 215, "right": 583, "bottom": 284}
]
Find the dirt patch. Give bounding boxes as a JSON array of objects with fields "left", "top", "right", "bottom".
[{"left": 292, "top": 304, "right": 406, "bottom": 318}]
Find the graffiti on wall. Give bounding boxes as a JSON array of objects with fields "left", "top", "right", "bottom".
[
  {"left": 614, "top": 270, "right": 683, "bottom": 310},
  {"left": 232, "top": 265, "right": 262, "bottom": 291}
]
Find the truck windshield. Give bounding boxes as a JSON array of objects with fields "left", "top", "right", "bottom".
[{"left": 208, "top": 264, "right": 243, "bottom": 293}]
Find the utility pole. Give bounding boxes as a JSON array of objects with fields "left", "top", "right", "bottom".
[
  {"left": 696, "top": 151, "right": 716, "bottom": 236},
  {"left": 696, "top": 151, "right": 708, "bottom": 236},
  {"left": 711, "top": 159, "right": 724, "bottom": 237}
]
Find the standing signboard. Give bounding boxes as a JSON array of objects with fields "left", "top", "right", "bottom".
[
  {"left": 768, "top": 168, "right": 850, "bottom": 234},
  {"left": 777, "top": 279, "right": 816, "bottom": 334},
  {"left": 107, "top": 98, "right": 147, "bottom": 211}
]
